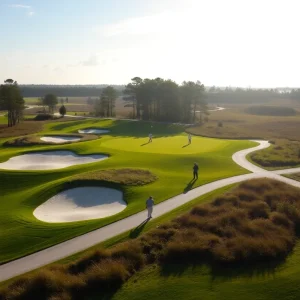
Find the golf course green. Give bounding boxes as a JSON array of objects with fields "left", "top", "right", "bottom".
[{"left": 0, "top": 118, "right": 255, "bottom": 264}]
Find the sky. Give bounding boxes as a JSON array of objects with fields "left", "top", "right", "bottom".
[{"left": 0, "top": 0, "right": 299, "bottom": 87}]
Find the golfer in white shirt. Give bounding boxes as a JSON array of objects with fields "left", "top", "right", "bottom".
[{"left": 146, "top": 196, "right": 154, "bottom": 219}]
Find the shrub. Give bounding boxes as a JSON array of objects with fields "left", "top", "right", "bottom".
[{"left": 34, "top": 113, "right": 53, "bottom": 121}]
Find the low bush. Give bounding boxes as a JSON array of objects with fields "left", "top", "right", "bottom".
[
  {"left": 251, "top": 139, "right": 300, "bottom": 168},
  {"left": 34, "top": 114, "right": 54, "bottom": 121},
  {"left": 2, "top": 178, "right": 300, "bottom": 299}
]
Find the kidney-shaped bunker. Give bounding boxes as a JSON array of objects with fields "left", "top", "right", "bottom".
[
  {"left": 40, "top": 136, "right": 81, "bottom": 144},
  {"left": 33, "top": 187, "right": 127, "bottom": 222},
  {"left": 0, "top": 151, "right": 108, "bottom": 170}
]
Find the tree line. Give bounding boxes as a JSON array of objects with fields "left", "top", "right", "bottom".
[
  {"left": 123, "top": 77, "right": 207, "bottom": 123},
  {"left": 19, "top": 85, "right": 123, "bottom": 97}
]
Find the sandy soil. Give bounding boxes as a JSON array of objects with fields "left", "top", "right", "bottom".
[
  {"left": 33, "top": 187, "right": 126, "bottom": 222},
  {"left": 0, "top": 151, "right": 108, "bottom": 170},
  {"left": 40, "top": 136, "right": 81, "bottom": 143},
  {"left": 78, "top": 128, "right": 110, "bottom": 134}
]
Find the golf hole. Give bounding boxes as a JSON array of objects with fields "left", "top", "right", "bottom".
[{"left": 33, "top": 187, "right": 127, "bottom": 222}]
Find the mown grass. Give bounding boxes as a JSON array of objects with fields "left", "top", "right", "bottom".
[
  {"left": 1, "top": 178, "right": 300, "bottom": 300},
  {"left": 0, "top": 118, "right": 254, "bottom": 263},
  {"left": 188, "top": 106, "right": 300, "bottom": 141},
  {"left": 250, "top": 139, "right": 300, "bottom": 169}
]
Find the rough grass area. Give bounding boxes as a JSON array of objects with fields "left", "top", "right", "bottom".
[
  {"left": 0, "top": 121, "right": 44, "bottom": 138},
  {"left": 250, "top": 139, "right": 300, "bottom": 168},
  {"left": 2, "top": 179, "right": 300, "bottom": 300},
  {"left": 188, "top": 106, "right": 300, "bottom": 140},
  {"left": 73, "top": 169, "right": 157, "bottom": 186},
  {"left": 3, "top": 134, "right": 98, "bottom": 147},
  {"left": 245, "top": 105, "right": 297, "bottom": 116}
]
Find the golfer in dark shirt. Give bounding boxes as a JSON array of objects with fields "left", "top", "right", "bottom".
[{"left": 193, "top": 163, "right": 199, "bottom": 179}]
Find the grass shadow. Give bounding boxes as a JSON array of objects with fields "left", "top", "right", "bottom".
[
  {"left": 129, "top": 219, "right": 149, "bottom": 238},
  {"left": 183, "top": 178, "right": 197, "bottom": 194}
]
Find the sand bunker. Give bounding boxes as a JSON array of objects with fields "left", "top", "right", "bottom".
[
  {"left": 78, "top": 128, "right": 110, "bottom": 134},
  {"left": 40, "top": 136, "right": 81, "bottom": 144},
  {"left": 33, "top": 187, "right": 126, "bottom": 222},
  {"left": 0, "top": 151, "right": 108, "bottom": 170}
]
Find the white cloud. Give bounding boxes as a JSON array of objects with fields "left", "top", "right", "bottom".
[
  {"left": 9, "top": 4, "right": 35, "bottom": 17},
  {"left": 81, "top": 55, "right": 99, "bottom": 67},
  {"left": 9, "top": 4, "right": 31, "bottom": 9}
]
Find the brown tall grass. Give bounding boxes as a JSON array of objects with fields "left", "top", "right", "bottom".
[{"left": 2, "top": 178, "right": 300, "bottom": 299}]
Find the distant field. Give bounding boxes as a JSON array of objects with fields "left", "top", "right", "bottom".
[
  {"left": 188, "top": 105, "right": 300, "bottom": 141},
  {"left": 24, "top": 97, "right": 131, "bottom": 117}
]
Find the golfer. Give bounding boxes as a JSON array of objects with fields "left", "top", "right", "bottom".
[
  {"left": 193, "top": 163, "right": 199, "bottom": 179},
  {"left": 146, "top": 196, "right": 154, "bottom": 219},
  {"left": 149, "top": 133, "right": 153, "bottom": 143},
  {"left": 188, "top": 134, "right": 192, "bottom": 144}
]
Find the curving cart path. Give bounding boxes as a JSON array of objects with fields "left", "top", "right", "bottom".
[{"left": 1, "top": 140, "right": 300, "bottom": 282}]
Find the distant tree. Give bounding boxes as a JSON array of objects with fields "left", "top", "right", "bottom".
[
  {"left": 87, "top": 97, "right": 94, "bottom": 105},
  {"left": 97, "top": 86, "right": 117, "bottom": 117},
  {"left": 124, "top": 77, "right": 143, "bottom": 119},
  {"left": 65, "top": 97, "right": 68, "bottom": 103},
  {"left": 0, "top": 79, "right": 25, "bottom": 127},
  {"left": 60, "top": 98, "right": 64, "bottom": 104},
  {"left": 59, "top": 105, "right": 66, "bottom": 117},
  {"left": 43, "top": 94, "right": 58, "bottom": 114}
]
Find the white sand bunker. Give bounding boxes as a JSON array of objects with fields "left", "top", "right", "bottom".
[
  {"left": 40, "top": 136, "right": 81, "bottom": 144},
  {"left": 33, "top": 187, "right": 126, "bottom": 222},
  {"left": 0, "top": 151, "right": 108, "bottom": 170},
  {"left": 78, "top": 128, "right": 110, "bottom": 134}
]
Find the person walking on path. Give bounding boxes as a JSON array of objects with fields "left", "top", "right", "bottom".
[
  {"left": 188, "top": 134, "right": 192, "bottom": 144},
  {"left": 193, "top": 163, "right": 199, "bottom": 180},
  {"left": 149, "top": 133, "right": 153, "bottom": 143},
  {"left": 146, "top": 196, "right": 154, "bottom": 219}
]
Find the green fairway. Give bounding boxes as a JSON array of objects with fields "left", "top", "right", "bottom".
[
  {"left": 0, "top": 118, "right": 255, "bottom": 263},
  {"left": 101, "top": 135, "right": 234, "bottom": 154}
]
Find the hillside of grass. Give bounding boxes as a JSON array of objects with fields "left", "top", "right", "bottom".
[
  {"left": 0, "top": 118, "right": 254, "bottom": 263},
  {"left": 188, "top": 106, "right": 300, "bottom": 141},
  {"left": 2, "top": 178, "right": 300, "bottom": 299},
  {"left": 250, "top": 139, "right": 300, "bottom": 169}
]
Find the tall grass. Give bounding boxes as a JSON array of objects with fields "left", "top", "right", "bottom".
[{"left": 2, "top": 178, "right": 300, "bottom": 299}]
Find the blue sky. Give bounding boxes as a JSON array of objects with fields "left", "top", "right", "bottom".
[{"left": 1, "top": 0, "right": 300, "bottom": 87}]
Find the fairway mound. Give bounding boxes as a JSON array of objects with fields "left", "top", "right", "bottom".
[
  {"left": 0, "top": 151, "right": 108, "bottom": 170},
  {"left": 73, "top": 168, "right": 157, "bottom": 185},
  {"left": 40, "top": 135, "right": 81, "bottom": 143},
  {"left": 78, "top": 128, "right": 110, "bottom": 134},
  {"left": 33, "top": 187, "right": 126, "bottom": 222},
  {"left": 245, "top": 105, "right": 297, "bottom": 116}
]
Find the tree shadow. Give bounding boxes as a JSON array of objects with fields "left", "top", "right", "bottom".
[
  {"left": 183, "top": 178, "right": 197, "bottom": 193},
  {"left": 129, "top": 219, "right": 149, "bottom": 238}
]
